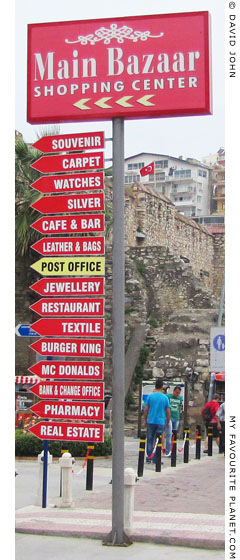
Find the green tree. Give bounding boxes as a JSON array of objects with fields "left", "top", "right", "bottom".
[
  {"left": 15, "top": 136, "right": 42, "bottom": 256},
  {"left": 15, "top": 126, "right": 61, "bottom": 256},
  {"left": 15, "top": 127, "right": 113, "bottom": 255}
]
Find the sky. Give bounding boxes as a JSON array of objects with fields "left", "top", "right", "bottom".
[{"left": 15, "top": 0, "right": 225, "bottom": 162}]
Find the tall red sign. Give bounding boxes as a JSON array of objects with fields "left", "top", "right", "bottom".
[
  {"left": 29, "top": 381, "right": 104, "bottom": 400},
  {"left": 31, "top": 318, "right": 104, "bottom": 337},
  {"left": 31, "top": 214, "right": 105, "bottom": 235},
  {"left": 30, "top": 298, "right": 104, "bottom": 316},
  {"left": 31, "top": 236, "right": 105, "bottom": 256},
  {"left": 29, "top": 277, "right": 105, "bottom": 296},
  {"left": 28, "top": 421, "right": 104, "bottom": 442},
  {"left": 30, "top": 338, "right": 105, "bottom": 357},
  {"left": 32, "top": 132, "right": 105, "bottom": 152},
  {"left": 28, "top": 360, "right": 104, "bottom": 380},
  {"left": 31, "top": 152, "right": 104, "bottom": 173},
  {"left": 27, "top": 12, "right": 212, "bottom": 124},
  {"left": 30, "top": 400, "right": 105, "bottom": 421},
  {"left": 31, "top": 193, "right": 105, "bottom": 214},
  {"left": 31, "top": 172, "right": 104, "bottom": 194}
]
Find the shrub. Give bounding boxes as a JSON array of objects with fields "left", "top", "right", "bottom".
[
  {"left": 147, "top": 316, "right": 158, "bottom": 328},
  {"left": 134, "top": 346, "right": 150, "bottom": 382},
  {"left": 15, "top": 429, "right": 112, "bottom": 457},
  {"left": 136, "top": 261, "right": 146, "bottom": 275},
  {"left": 125, "top": 391, "right": 134, "bottom": 409}
]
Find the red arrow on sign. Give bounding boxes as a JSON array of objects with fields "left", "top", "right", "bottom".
[
  {"left": 31, "top": 318, "right": 104, "bottom": 336},
  {"left": 29, "top": 381, "right": 104, "bottom": 400},
  {"left": 32, "top": 132, "right": 105, "bottom": 153},
  {"left": 31, "top": 152, "right": 104, "bottom": 174},
  {"left": 28, "top": 360, "right": 104, "bottom": 380},
  {"left": 30, "top": 172, "right": 104, "bottom": 194},
  {"left": 31, "top": 214, "right": 105, "bottom": 234},
  {"left": 30, "top": 400, "right": 105, "bottom": 420},
  {"left": 28, "top": 421, "right": 104, "bottom": 442},
  {"left": 31, "top": 193, "right": 105, "bottom": 214},
  {"left": 31, "top": 236, "right": 105, "bottom": 256},
  {"left": 29, "top": 277, "right": 105, "bottom": 297},
  {"left": 30, "top": 298, "right": 104, "bottom": 317},
  {"left": 30, "top": 338, "right": 105, "bottom": 357}
]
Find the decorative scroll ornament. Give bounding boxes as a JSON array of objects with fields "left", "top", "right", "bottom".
[{"left": 66, "top": 24, "right": 164, "bottom": 45}]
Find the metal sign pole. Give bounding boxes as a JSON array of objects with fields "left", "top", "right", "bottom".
[
  {"left": 42, "top": 438, "right": 48, "bottom": 508},
  {"left": 104, "top": 117, "right": 130, "bottom": 545}
]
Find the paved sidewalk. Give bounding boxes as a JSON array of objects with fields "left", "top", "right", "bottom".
[{"left": 15, "top": 453, "right": 225, "bottom": 549}]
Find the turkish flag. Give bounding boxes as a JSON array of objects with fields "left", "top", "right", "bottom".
[{"left": 140, "top": 162, "right": 155, "bottom": 177}]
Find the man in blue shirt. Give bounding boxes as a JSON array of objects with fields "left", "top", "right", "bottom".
[{"left": 144, "top": 378, "right": 170, "bottom": 462}]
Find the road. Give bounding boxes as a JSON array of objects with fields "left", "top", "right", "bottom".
[
  {"left": 16, "top": 534, "right": 224, "bottom": 560},
  {"left": 15, "top": 437, "right": 224, "bottom": 560}
]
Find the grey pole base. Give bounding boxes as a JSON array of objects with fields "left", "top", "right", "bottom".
[{"left": 102, "top": 532, "right": 133, "bottom": 546}]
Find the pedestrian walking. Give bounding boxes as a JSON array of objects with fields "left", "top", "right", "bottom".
[
  {"left": 144, "top": 378, "right": 170, "bottom": 463},
  {"left": 165, "top": 386, "right": 183, "bottom": 456},
  {"left": 216, "top": 401, "right": 225, "bottom": 454},
  {"left": 201, "top": 393, "right": 220, "bottom": 452}
]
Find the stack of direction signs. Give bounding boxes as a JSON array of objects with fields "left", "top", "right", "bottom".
[{"left": 27, "top": 131, "right": 106, "bottom": 442}]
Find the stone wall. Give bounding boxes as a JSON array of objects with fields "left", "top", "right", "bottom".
[
  {"left": 212, "top": 233, "right": 225, "bottom": 298},
  {"left": 106, "top": 180, "right": 222, "bottom": 296}
]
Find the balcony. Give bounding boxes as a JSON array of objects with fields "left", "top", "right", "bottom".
[
  {"left": 172, "top": 186, "right": 196, "bottom": 195},
  {"left": 173, "top": 199, "right": 196, "bottom": 207}
]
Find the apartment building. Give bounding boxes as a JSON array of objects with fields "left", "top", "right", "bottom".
[{"left": 124, "top": 152, "right": 211, "bottom": 217}]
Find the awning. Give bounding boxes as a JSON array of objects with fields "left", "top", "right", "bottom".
[
  {"left": 15, "top": 376, "right": 37, "bottom": 384},
  {"left": 215, "top": 372, "right": 225, "bottom": 381}
]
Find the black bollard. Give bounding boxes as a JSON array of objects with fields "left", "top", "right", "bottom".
[
  {"left": 219, "top": 424, "right": 225, "bottom": 454},
  {"left": 155, "top": 432, "right": 162, "bottom": 472},
  {"left": 195, "top": 424, "right": 201, "bottom": 460},
  {"left": 207, "top": 426, "right": 213, "bottom": 456},
  {"left": 86, "top": 444, "right": 94, "bottom": 490},
  {"left": 183, "top": 426, "right": 190, "bottom": 463},
  {"left": 171, "top": 430, "right": 177, "bottom": 467},
  {"left": 137, "top": 431, "right": 146, "bottom": 477}
]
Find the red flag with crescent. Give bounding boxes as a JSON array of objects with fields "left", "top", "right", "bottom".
[{"left": 140, "top": 162, "right": 155, "bottom": 177}]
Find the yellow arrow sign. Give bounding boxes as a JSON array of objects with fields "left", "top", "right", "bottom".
[
  {"left": 116, "top": 96, "right": 134, "bottom": 108},
  {"left": 31, "top": 257, "right": 105, "bottom": 276},
  {"left": 94, "top": 97, "right": 112, "bottom": 109},
  {"left": 137, "top": 95, "right": 155, "bottom": 106},
  {"left": 73, "top": 99, "right": 91, "bottom": 110}
]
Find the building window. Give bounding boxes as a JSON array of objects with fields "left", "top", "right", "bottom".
[
  {"left": 125, "top": 175, "right": 140, "bottom": 183},
  {"left": 197, "top": 196, "right": 201, "bottom": 203},
  {"left": 174, "top": 169, "right": 191, "bottom": 178},
  {"left": 156, "top": 172, "right": 165, "bottom": 181},
  {"left": 198, "top": 169, "right": 207, "bottom": 178},
  {"left": 155, "top": 160, "right": 168, "bottom": 169},
  {"left": 128, "top": 162, "right": 144, "bottom": 170}
]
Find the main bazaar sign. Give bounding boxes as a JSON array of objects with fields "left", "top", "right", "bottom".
[{"left": 27, "top": 12, "right": 212, "bottom": 123}]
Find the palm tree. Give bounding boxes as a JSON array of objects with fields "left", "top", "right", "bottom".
[
  {"left": 15, "top": 137, "right": 41, "bottom": 255},
  {"left": 15, "top": 127, "right": 61, "bottom": 255},
  {"left": 15, "top": 126, "right": 113, "bottom": 256}
]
